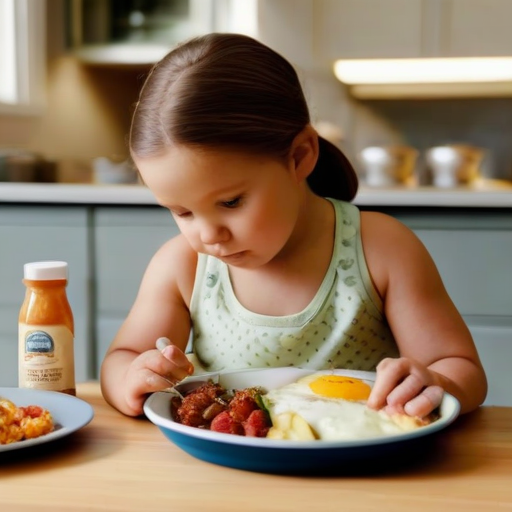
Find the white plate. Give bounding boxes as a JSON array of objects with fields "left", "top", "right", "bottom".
[
  {"left": 0, "top": 387, "right": 94, "bottom": 453},
  {"left": 144, "top": 368, "right": 461, "bottom": 474}
]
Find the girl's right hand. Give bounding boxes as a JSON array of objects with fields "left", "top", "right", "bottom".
[{"left": 123, "top": 344, "right": 194, "bottom": 415}]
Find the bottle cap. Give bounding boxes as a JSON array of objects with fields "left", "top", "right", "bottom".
[{"left": 24, "top": 261, "right": 68, "bottom": 280}]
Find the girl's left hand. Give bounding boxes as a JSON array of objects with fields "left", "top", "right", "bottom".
[{"left": 366, "top": 357, "right": 445, "bottom": 418}]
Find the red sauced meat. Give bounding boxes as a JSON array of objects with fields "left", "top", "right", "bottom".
[
  {"left": 172, "top": 382, "right": 271, "bottom": 437},
  {"left": 173, "top": 382, "right": 227, "bottom": 428},
  {"left": 242, "top": 409, "right": 271, "bottom": 438},
  {"left": 210, "top": 411, "right": 244, "bottom": 435}
]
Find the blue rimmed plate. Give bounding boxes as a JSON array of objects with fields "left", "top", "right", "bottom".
[
  {"left": 0, "top": 387, "right": 94, "bottom": 453},
  {"left": 143, "top": 368, "right": 460, "bottom": 474}
]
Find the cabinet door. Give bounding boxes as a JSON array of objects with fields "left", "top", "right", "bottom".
[
  {"left": 407, "top": 225, "right": 512, "bottom": 406},
  {"left": 315, "top": 0, "right": 424, "bottom": 60},
  {"left": 371, "top": 209, "right": 512, "bottom": 406},
  {"left": 444, "top": 0, "right": 512, "bottom": 57},
  {"left": 256, "top": 0, "right": 315, "bottom": 69},
  {"left": 96, "top": 317, "right": 124, "bottom": 377},
  {"left": 388, "top": 210, "right": 512, "bottom": 317},
  {"left": 467, "top": 320, "right": 512, "bottom": 406},
  {"left": 0, "top": 308, "right": 19, "bottom": 387},
  {"left": 93, "top": 207, "right": 179, "bottom": 374},
  {"left": 412, "top": 229, "right": 512, "bottom": 317},
  {"left": 0, "top": 206, "right": 91, "bottom": 386}
]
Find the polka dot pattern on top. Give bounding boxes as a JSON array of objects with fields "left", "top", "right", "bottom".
[{"left": 190, "top": 199, "right": 399, "bottom": 372}]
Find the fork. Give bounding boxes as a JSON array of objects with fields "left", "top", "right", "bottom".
[{"left": 155, "top": 337, "right": 218, "bottom": 397}]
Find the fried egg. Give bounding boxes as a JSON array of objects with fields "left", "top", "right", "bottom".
[{"left": 262, "top": 372, "right": 422, "bottom": 441}]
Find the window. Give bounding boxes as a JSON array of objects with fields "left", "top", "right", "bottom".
[{"left": 0, "top": 0, "right": 46, "bottom": 114}]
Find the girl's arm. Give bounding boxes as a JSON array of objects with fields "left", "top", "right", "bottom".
[
  {"left": 100, "top": 235, "right": 197, "bottom": 416},
  {"left": 360, "top": 211, "right": 487, "bottom": 416}
]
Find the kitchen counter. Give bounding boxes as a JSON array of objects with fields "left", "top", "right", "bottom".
[
  {"left": 355, "top": 179, "right": 512, "bottom": 207},
  {"left": 1, "top": 180, "right": 512, "bottom": 207},
  {"left": 1, "top": 381, "right": 512, "bottom": 512},
  {"left": 0, "top": 183, "right": 158, "bottom": 205}
]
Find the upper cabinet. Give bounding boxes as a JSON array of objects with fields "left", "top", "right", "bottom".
[
  {"left": 315, "top": 0, "right": 424, "bottom": 61},
  {"left": 315, "top": 0, "right": 512, "bottom": 61},
  {"left": 65, "top": 0, "right": 512, "bottom": 67},
  {"left": 252, "top": 0, "right": 315, "bottom": 70},
  {"left": 445, "top": 0, "right": 512, "bottom": 57}
]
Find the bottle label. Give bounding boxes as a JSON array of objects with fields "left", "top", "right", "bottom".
[
  {"left": 19, "top": 323, "right": 75, "bottom": 393},
  {"left": 26, "top": 330, "right": 55, "bottom": 354}
]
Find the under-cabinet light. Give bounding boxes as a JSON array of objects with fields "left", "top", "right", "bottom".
[{"left": 333, "top": 57, "right": 512, "bottom": 84}]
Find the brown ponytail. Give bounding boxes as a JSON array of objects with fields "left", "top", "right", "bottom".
[
  {"left": 311, "top": 137, "right": 358, "bottom": 201},
  {"left": 130, "top": 33, "right": 358, "bottom": 202}
]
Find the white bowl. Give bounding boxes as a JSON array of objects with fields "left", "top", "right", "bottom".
[{"left": 143, "top": 368, "right": 460, "bottom": 474}]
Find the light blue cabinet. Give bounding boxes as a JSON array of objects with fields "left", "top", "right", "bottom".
[
  {"left": 93, "top": 207, "right": 178, "bottom": 375},
  {"left": 416, "top": 229, "right": 512, "bottom": 406},
  {"left": 378, "top": 208, "right": 512, "bottom": 406},
  {"left": 468, "top": 320, "right": 512, "bottom": 407},
  {"left": 412, "top": 228, "right": 512, "bottom": 317},
  {"left": 0, "top": 202, "right": 509, "bottom": 406},
  {"left": 0, "top": 206, "right": 92, "bottom": 386}
]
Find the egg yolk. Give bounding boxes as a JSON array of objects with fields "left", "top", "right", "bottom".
[{"left": 308, "top": 375, "right": 371, "bottom": 401}]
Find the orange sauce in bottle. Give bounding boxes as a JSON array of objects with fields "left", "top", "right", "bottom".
[{"left": 18, "top": 261, "right": 76, "bottom": 395}]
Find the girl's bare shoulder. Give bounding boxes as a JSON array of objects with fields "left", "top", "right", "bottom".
[
  {"left": 143, "top": 233, "right": 198, "bottom": 306},
  {"left": 360, "top": 210, "right": 422, "bottom": 251},
  {"left": 359, "top": 210, "right": 435, "bottom": 295}
]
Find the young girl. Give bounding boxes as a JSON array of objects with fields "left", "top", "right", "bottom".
[{"left": 100, "top": 33, "right": 487, "bottom": 418}]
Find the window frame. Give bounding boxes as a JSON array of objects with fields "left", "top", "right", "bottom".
[{"left": 0, "top": 0, "right": 46, "bottom": 115}]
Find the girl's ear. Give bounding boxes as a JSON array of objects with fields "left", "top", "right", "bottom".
[{"left": 288, "top": 125, "right": 319, "bottom": 181}]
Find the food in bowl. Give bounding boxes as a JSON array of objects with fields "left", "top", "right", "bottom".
[
  {"left": 171, "top": 381, "right": 271, "bottom": 437},
  {"left": 171, "top": 372, "right": 436, "bottom": 441},
  {"left": 0, "top": 396, "right": 54, "bottom": 444},
  {"left": 262, "top": 373, "right": 432, "bottom": 441}
]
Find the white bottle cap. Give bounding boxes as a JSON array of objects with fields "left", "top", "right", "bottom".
[{"left": 24, "top": 261, "right": 68, "bottom": 280}]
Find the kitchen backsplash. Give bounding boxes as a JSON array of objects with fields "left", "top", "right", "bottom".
[{"left": 351, "top": 98, "right": 512, "bottom": 184}]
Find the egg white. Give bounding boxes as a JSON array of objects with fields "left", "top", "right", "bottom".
[{"left": 262, "top": 374, "right": 413, "bottom": 440}]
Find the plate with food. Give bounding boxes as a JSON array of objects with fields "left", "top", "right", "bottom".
[
  {"left": 143, "top": 367, "right": 460, "bottom": 474},
  {"left": 0, "top": 387, "right": 94, "bottom": 452}
]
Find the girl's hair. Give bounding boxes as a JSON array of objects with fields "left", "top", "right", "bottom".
[{"left": 130, "top": 33, "right": 358, "bottom": 201}]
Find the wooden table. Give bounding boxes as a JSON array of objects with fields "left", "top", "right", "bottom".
[{"left": 1, "top": 382, "right": 511, "bottom": 512}]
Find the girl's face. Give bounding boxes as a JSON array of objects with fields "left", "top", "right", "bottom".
[{"left": 135, "top": 145, "right": 306, "bottom": 269}]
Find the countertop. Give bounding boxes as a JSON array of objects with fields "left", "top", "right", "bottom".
[
  {"left": 1, "top": 179, "right": 512, "bottom": 207},
  {"left": 1, "top": 382, "right": 512, "bottom": 511}
]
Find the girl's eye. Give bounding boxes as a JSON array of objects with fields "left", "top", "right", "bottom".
[
  {"left": 171, "top": 210, "right": 192, "bottom": 219},
  {"left": 222, "top": 197, "right": 241, "bottom": 209}
]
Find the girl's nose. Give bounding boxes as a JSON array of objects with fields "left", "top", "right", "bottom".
[{"left": 199, "top": 222, "right": 229, "bottom": 245}]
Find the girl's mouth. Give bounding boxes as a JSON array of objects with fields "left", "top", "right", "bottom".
[{"left": 219, "top": 251, "right": 246, "bottom": 262}]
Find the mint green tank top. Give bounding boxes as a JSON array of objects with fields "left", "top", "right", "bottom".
[{"left": 189, "top": 198, "right": 399, "bottom": 372}]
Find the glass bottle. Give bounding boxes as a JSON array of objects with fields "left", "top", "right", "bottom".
[{"left": 18, "top": 261, "right": 76, "bottom": 395}]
